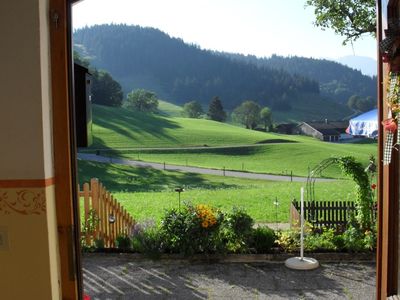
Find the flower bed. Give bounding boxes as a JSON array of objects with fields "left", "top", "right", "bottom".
[{"left": 81, "top": 203, "right": 376, "bottom": 257}]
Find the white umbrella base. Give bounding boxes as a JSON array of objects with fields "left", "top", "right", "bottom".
[{"left": 285, "top": 257, "right": 319, "bottom": 270}]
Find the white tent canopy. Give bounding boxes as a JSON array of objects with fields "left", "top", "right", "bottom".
[{"left": 347, "top": 109, "right": 378, "bottom": 138}]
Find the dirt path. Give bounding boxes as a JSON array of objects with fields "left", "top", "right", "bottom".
[{"left": 78, "top": 153, "right": 336, "bottom": 183}]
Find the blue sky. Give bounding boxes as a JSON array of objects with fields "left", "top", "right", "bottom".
[{"left": 73, "top": 0, "right": 376, "bottom": 60}]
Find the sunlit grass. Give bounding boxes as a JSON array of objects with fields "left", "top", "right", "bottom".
[{"left": 78, "top": 160, "right": 358, "bottom": 223}]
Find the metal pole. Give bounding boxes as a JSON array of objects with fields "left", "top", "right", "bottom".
[
  {"left": 275, "top": 197, "right": 278, "bottom": 231},
  {"left": 178, "top": 192, "right": 181, "bottom": 212},
  {"left": 300, "top": 187, "right": 304, "bottom": 260}
]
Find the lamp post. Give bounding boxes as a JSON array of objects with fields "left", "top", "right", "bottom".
[
  {"left": 273, "top": 197, "right": 279, "bottom": 231},
  {"left": 174, "top": 187, "right": 184, "bottom": 212}
]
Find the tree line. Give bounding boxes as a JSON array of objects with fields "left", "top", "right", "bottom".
[{"left": 73, "top": 24, "right": 320, "bottom": 111}]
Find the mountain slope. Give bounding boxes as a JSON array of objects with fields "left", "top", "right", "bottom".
[
  {"left": 74, "top": 24, "right": 353, "bottom": 121},
  {"left": 223, "top": 53, "right": 377, "bottom": 104}
]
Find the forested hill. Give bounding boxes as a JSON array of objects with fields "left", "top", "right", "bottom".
[
  {"left": 73, "top": 24, "right": 322, "bottom": 111},
  {"left": 222, "top": 53, "right": 377, "bottom": 104}
]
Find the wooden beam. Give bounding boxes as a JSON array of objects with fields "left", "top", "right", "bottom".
[
  {"left": 49, "top": 0, "right": 82, "bottom": 299},
  {"left": 377, "top": 1, "right": 400, "bottom": 298}
]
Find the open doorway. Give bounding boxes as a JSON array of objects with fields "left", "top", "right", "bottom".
[{"left": 51, "top": 0, "right": 398, "bottom": 298}]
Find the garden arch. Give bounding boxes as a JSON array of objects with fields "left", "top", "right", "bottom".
[{"left": 307, "top": 157, "right": 375, "bottom": 230}]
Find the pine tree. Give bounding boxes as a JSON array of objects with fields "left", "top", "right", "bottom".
[{"left": 207, "top": 96, "right": 226, "bottom": 122}]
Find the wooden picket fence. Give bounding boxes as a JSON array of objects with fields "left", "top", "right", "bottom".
[
  {"left": 290, "top": 200, "right": 356, "bottom": 231},
  {"left": 78, "top": 178, "right": 135, "bottom": 248}
]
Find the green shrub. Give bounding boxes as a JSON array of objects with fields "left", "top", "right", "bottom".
[
  {"left": 134, "top": 227, "right": 165, "bottom": 258},
  {"left": 275, "top": 229, "right": 300, "bottom": 252},
  {"left": 161, "top": 204, "right": 223, "bottom": 255},
  {"left": 216, "top": 225, "right": 247, "bottom": 253},
  {"left": 115, "top": 235, "right": 131, "bottom": 250},
  {"left": 250, "top": 227, "right": 275, "bottom": 253},
  {"left": 305, "top": 228, "right": 337, "bottom": 252},
  {"left": 225, "top": 207, "right": 254, "bottom": 237},
  {"left": 94, "top": 238, "right": 105, "bottom": 249},
  {"left": 215, "top": 207, "right": 255, "bottom": 254},
  {"left": 363, "top": 228, "right": 376, "bottom": 250},
  {"left": 337, "top": 223, "right": 377, "bottom": 252}
]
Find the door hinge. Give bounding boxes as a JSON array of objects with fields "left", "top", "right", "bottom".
[{"left": 50, "top": 9, "right": 60, "bottom": 29}]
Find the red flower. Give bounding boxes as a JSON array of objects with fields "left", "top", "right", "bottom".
[
  {"left": 84, "top": 295, "right": 91, "bottom": 300},
  {"left": 382, "top": 118, "right": 397, "bottom": 133},
  {"left": 371, "top": 184, "right": 377, "bottom": 190}
]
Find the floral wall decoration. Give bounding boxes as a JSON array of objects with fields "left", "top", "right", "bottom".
[
  {"left": 0, "top": 189, "right": 46, "bottom": 215},
  {"left": 380, "top": 19, "right": 400, "bottom": 165}
]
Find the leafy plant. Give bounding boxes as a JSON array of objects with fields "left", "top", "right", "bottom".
[
  {"left": 94, "top": 238, "right": 105, "bottom": 249},
  {"left": 225, "top": 207, "right": 254, "bottom": 236},
  {"left": 216, "top": 207, "right": 255, "bottom": 253},
  {"left": 81, "top": 209, "right": 100, "bottom": 248},
  {"left": 250, "top": 227, "right": 276, "bottom": 253},
  {"left": 335, "top": 156, "right": 374, "bottom": 230},
  {"left": 161, "top": 203, "right": 223, "bottom": 255},
  {"left": 304, "top": 228, "right": 338, "bottom": 252},
  {"left": 275, "top": 229, "right": 300, "bottom": 252},
  {"left": 342, "top": 226, "right": 366, "bottom": 252},
  {"left": 115, "top": 235, "right": 132, "bottom": 250},
  {"left": 133, "top": 227, "right": 165, "bottom": 258}
]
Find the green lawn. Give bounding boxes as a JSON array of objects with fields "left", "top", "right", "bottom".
[
  {"left": 109, "top": 141, "right": 375, "bottom": 179},
  {"left": 90, "top": 104, "right": 296, "bottom": 149},
  {"left": 88, "top": 104, "right": 376, "bottom": 178},
  {"left": 158, "top": 100, "right": 183, "bottom": 117},
  {"left": 78, "top": 160, "right": 358, "bottom": 223}
]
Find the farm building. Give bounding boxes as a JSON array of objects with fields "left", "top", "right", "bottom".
[
  {"left": 295, "top": 120, "right": 351, "bottom": 142},
  {"left": 275, "top": 123, "right": 297, "bottom": 134}
]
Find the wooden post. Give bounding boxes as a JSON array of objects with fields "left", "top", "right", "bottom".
[
  {"left": 90, "top": 178, "right": 99, "bottom": 239},
  {"left": 83, "top": 183, "right": 90, "bottom": 245},
  {"left": 117, "top": 202, "right": 121, "bottom": 238}
]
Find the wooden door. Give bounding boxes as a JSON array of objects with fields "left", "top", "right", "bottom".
[
  {"left": 377, "top": 0, "right": 400, "bottom": 298},
  {"left": 49, "top": 0, "right": 82, "bottom": 299}
]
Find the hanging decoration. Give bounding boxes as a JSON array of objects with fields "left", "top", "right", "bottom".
[{"left": 379, "top": 19, "right": 400, "bottom": 165}]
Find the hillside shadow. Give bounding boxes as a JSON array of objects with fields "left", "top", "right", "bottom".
[
  {"left": 78, "top": 160, "right": 238, "bottom": 193},
  {"left": 142, "top": 145, "right": 268, "bottom": 156},
  {"left": 256, "top": 138, "right": 298, "bottom": 144},
  {"left": 93, "top": 106, "right": 181, "bottom": 147}
]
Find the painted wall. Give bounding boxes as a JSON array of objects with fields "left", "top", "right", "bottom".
[
  {"left": 0, "top": 0, "right": 61, "bottom": 299},
  {"left": 0, "top": 0, "right": 53, "bottom": 180}
]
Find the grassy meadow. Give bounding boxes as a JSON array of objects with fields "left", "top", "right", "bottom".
[
  {"left": 77, "top": 104, "right": 377, "bottom": 223},
  {"left": 113, "top": 141, "right": 375, "bottom": 178},
  {"left": 157, "top": 100, "right": 183, "bottom": 117},
  {"left": 89, "top": 105, "right": 296, "bottom": 148},
  {"left": 87, "top": 105, "right": 376, "bottom": 178},
  {"left": 78, "top": 160, "right": 358, "bottom": 223}
]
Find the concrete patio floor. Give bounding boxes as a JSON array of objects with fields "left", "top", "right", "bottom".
[{"left": 83, "top": 254, "right": 375, "bottom": 300}]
